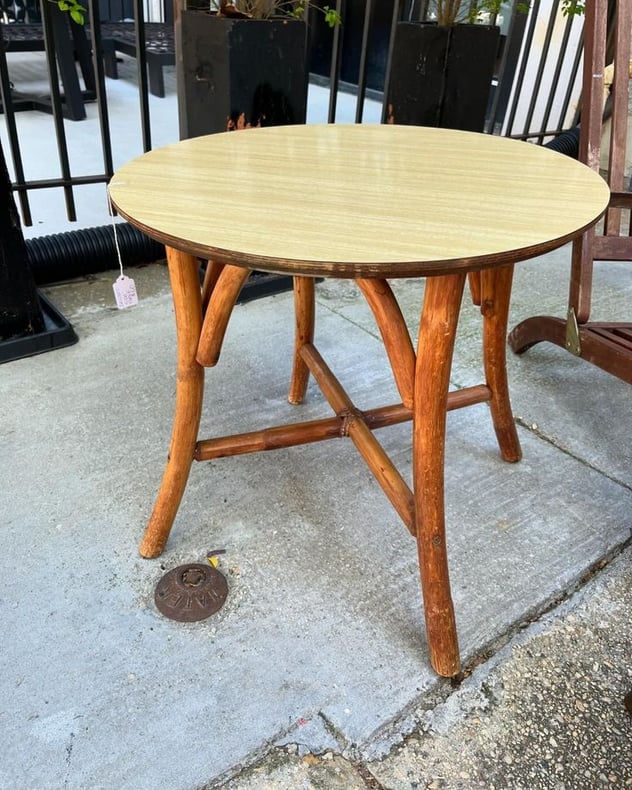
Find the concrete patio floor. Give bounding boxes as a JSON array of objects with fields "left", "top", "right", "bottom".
[
  {"left": 0, "top": 49, "right": 630, "bottom": 790},
  {"left": 1, "top": 247, "right": 630, "bottom": 788}
]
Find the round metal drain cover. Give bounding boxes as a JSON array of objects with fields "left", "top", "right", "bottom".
[{"left": 154, "top": 563, "right": 228, "bottom": 622}]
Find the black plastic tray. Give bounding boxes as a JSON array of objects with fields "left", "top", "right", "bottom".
[
  {"left": 237, "top": 273, "right": 294, "bottom": 304},
  {"left": 0, "top": 291, "right": 78, "bottom": 364}
]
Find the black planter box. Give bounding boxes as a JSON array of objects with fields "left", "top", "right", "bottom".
[
  {"left": 176, "top": 14, "right": 307, "bottom": 139},
  {"left": 385, "top": 23, "right": 500, "bottom": 133}
]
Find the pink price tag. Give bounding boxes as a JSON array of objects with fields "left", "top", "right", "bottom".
[{"left": 113, "top": 275, "right": 138, "bottom": 309}]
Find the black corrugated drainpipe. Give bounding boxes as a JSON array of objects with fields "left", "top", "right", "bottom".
[
  {"left": 25, "top": 222, "right": 295, "bottom": 302},
  {"left": 543, "top": 126, "right": 580, "bottom": 158},
  {"left": 25, "top": 223, "right": 165, "bottom": 285}
]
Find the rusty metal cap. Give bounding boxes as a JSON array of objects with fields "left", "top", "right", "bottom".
[{"left": 154, "top": 563, "right": 228, "bottom": 622}]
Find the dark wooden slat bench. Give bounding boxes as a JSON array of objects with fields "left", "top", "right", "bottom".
[
  {"left": 0, "top": 18, "right": 114, "bottom": 119},
  {"left": 1, "top": 20, "right": 174, "bottom": 106},
  {"left": 100, "top": 22, "right": 174, "bottom": 98},
  {"left": 509, "top": 0, "right": 632, "bottom": 386}
]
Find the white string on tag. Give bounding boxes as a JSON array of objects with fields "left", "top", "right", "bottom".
[{"left": 107, "top": 185, "right": 139, "bottom": 309}]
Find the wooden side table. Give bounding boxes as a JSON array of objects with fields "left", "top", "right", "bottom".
[{"left": 109, "top": 124, "right": 609, "bottom": 676}]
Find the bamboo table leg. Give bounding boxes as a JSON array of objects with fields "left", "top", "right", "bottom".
[
  {"left": 139, "top": 255, "right": 521, "bottom": 678},
  {"left": 480, "top": 264, "right": 522, "bottom": 463},
  {"left": 288, "top": 276, "right": 315, "bottom": 405},
  {"left": 139, "top": 247, "right": 204, "bottom": 558},
  {"left": 356, "top": 278, "right": 416, "bottom": 409},
  {"left": 413, "top": 272, "right": 466, "bottom": 677}
]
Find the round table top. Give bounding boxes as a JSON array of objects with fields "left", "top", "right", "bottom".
[{"left": 108, "top": 124, "right": 610, "bottom": 278}]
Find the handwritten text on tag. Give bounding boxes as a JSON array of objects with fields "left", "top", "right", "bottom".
[{"left": 113, "top": 274, "right": 138, "bottom": 309}]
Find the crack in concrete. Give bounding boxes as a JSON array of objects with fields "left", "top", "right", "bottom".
[{"left": 514, "top": 415, "right": 632, "bottom": 492}]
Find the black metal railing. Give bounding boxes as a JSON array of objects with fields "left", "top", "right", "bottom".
[
  {"left": 0, "top": 0, "right": 116, "bottom": 224},
  {"left": 501, "top": 0, "right": 584, "bottom": 142}
]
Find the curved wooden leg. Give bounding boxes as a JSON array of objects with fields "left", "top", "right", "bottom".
[
  {"left": 480, "top": 265, "right": 522, "bottom": 463},
  {"left": 201, "top": 259, "right": 225, "bottom": 311},
  {"left": 288, "top": 276, "right": 315, "bottom": 404},
  {"left": 356, "top": 278, "right": 416, "bottom": 408},
  {"left": 468, "top": 271, "right": 482, "bottom": 306},
  {"left": 414, "top": 272, "right": 465, "bottom": 677},
  {"left": 139, "top": 247, "right": 204, "bottom": 558},
  {"left": 508, "top": 315, "right": 568, "bottom": 355},
  {"left": 196, "top": 264, "right": 250, "bottom": 367}
]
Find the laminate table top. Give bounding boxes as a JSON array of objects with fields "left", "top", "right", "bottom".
[{"left": 108, "top": 124, "right": 610, "bottom": 279}]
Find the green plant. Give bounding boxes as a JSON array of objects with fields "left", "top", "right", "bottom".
[
  {"left": 433, "top": 0, "right": 585, "bottom": 26},
  {"left": 212, "top": 0, "right": 341, "bottom": 26},
  {"left": 54, "top": 0, "right": 86, "bottom": 24},
  {"left": 430, "top": 0, "right": 529, "bottom": 26},
  {"left": 292, "top": 0, "right": 341, "bottom": 26},
  {"left": 561, "top": 0, "right": 585, "bottom": 16}
]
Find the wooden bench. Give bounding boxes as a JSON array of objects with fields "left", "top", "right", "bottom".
[
  {"left": 0, "top": 18, "right": 174, "bottom": 109},
  {"left": 509, "top": 0, "right": 632, "bottom": 385},
  {"left": 0, "top": 16, "right": 113, "bottom": 119},
  {"left": 101, "top": 22, "right": 174, "bottom": 98}
]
